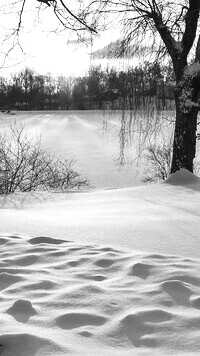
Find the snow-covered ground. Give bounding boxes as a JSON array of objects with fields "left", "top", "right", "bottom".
[
  {"left": 0, "top": 169, "right": 200, "bottom": 355},
  {"left": 0, "top": 112, "right": 200, "bottom": 355},
  {"left": 0, "top": 110, "right": 142, "bottom": 188}
]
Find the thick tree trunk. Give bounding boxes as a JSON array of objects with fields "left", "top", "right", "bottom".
[{"left": 170, "top": 92, "right": 198, "bottom": 173}]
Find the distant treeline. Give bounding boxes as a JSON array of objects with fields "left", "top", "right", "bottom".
[{"left": 0, "top": 63, "right": 175, "bottom": 111}]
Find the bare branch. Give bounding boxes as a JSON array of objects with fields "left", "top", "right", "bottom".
[
  {"left": 196, "top": 34, "right": 200, "bottom": 62},
  {"left": 182, "top": 0, "right": 200, "bottom": 58},
  {"left": 56, "top": 0, "right": 97, "bottom": 33},
  {"left": 16, "top": 0, "right": 26, "bottom": 35},
  {"left": 37, "top": 0, "right": 54, "bottom": 7},
  {"left": 150, "top": 11, "right": 177, "bottom": 59}
]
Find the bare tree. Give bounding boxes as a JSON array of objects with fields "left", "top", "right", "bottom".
[
  {"left": 84, "top": 1, "right": 200, "bottom": 174},
  {"left": 2, "top": 1, "right": 200, "bottom": 174}
]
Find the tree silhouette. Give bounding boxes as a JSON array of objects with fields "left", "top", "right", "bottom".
[{"left": 31, "top": 0, "right": 200, "bottom": 174}]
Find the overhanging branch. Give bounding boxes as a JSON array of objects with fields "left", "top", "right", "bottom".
[
  {"left": 59, "top": 0, "right": 97, "bottom": 33},
  {"left": 149, "top": 12, "right": 177, "bottom": 59},
  {"left": 38, "top": 0, "right": 98, "bottom": 33},
  {"left": 17, "top": 0, "right": 26, "bottom": 34}
]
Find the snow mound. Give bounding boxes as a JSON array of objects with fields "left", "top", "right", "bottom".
[
  {"left": 0, "top": 333, "right": 63, "bottom": 356},
  {"left": 6, "top": 300, "right": 36, "bottom": 323},
  {"left": 0, "top": 235, "right": 200, "bottom": 355},
  {"left": 165, "top": 168, "right": 200, "bottom": 189}
]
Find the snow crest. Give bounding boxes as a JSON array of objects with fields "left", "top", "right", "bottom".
[{"left": 165, "top": 168, "right": 200, "bottom": 189}]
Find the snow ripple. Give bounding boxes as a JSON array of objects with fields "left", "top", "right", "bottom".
[{"left": 0, "top": 235, "right": 199, "bottom": 355}]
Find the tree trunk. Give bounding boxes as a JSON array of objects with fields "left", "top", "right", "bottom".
[{"left": 170, "top": 91, "right": 198, "bottom": 173}]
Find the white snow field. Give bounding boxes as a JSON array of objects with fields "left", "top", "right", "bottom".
[
  {"left": 0, "top": 169, "right": 200, "bottom": 355},
  {"left": 0, "top": 110, "right": 142, "bottom": 188},
  {"left": 0, "top": 112, "right": 200, "bottom": 355}
]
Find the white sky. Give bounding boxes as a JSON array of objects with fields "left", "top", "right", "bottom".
[{"left": 0, "top": 1, "right": 122, "bottom": 78}]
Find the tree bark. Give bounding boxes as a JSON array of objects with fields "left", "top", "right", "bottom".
[
  {"left": 170, "top": 91, "right": 198, "bottom": 173},
  {"left": 149, "top": 2, "right": 200, "bottom": 174}
]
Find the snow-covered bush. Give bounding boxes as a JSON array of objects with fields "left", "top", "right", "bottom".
[{"left": 0, "top": 124, "right": 89, "bottom": 194}]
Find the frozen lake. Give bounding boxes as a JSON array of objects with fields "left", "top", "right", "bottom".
[{"left": 0, "top": 110, "right": 145, "bottom": 189}]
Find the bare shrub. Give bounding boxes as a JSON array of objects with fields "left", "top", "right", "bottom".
[
  {"left": 0, "top": 124, "right": 89, "bottom": 194},
  {"left": 143, "top": 134, "right": 200, "bottom": 183},
  {"left": 142, "top": 143, "right": 172, "bottom": 183}
]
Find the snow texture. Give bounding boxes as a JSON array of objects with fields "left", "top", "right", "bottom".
[
  {"left": 165, "top": 167, "right": 200, "bottom": 188},
  {"left": 0, "top": 111, "right": 200, "bottom": 355},
  {"left": 0, "top": 169, "right": 200, "bottom": 355}
]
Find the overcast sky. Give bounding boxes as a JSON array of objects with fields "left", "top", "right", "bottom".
[{"left": 0, "top": 1, "right": 123, "bottom": 78}]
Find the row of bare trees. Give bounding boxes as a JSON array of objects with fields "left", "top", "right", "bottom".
[
  {"left": 0, "top": 63, "right": 173, "bottom": 111},
  {"left": 0, "top": 68, "right": 71, "bottom": 110}
]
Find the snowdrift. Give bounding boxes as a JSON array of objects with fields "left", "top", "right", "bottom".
[
  {"left": 165, "top": 168, "right": 200, "bottom": 191},
  {"left": 0, "top": 169, "right": 200, "bottom": 355}
]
